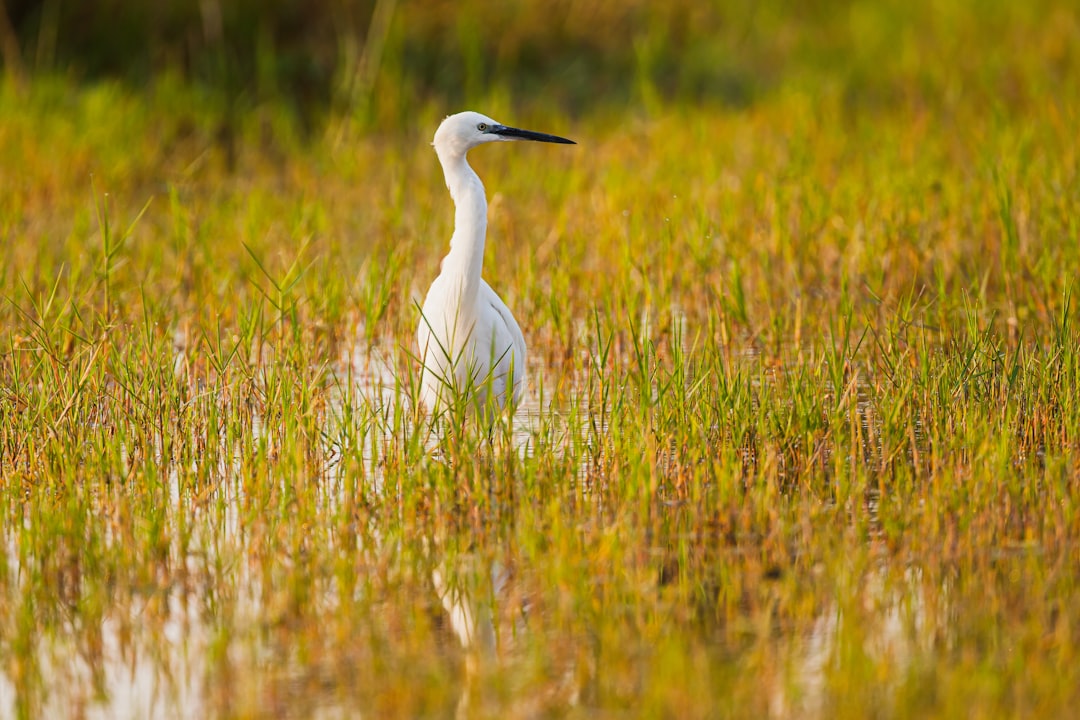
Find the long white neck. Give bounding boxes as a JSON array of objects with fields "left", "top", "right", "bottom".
[{"left": 437, "top": 148, "right": 487, "bottom": 309}]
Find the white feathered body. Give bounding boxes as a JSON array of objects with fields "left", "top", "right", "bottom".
[
  {"left": 418, "top": 275, "right": 526, "bottom": 413},
  {"left": 418, "top": 123, "right": 526, "bottom": 414}
]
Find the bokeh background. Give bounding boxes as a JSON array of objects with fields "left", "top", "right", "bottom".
[{"left": 3, "top": 0, "right": 1076, "bottom": 129}]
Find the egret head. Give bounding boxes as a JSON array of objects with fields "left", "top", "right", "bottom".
[{"left": 433, "top": 111, "right": 575, "bottom": 158}]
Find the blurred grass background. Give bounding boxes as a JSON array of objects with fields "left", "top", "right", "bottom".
[
  {"left": 3, "top": 0, "right": 1077, "bottom": 129},
  {"left": 1, "top": 0, "right": 1077, "bottom": 336}
]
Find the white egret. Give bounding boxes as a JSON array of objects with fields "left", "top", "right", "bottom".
[{"left": 418, "top": 111, "right": 574, "bottom": 415}]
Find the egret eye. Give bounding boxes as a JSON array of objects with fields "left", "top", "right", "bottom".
[{"left": 477, "top": 123, "right": 488, "bottom": 132}]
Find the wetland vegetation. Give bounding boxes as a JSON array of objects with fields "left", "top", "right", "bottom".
[{"left": 1, "top": 0, "right": 1079, "bottom": 717}]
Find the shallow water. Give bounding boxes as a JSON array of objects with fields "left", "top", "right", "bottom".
[
  {"left": 0, "top": 339, "right": 1069, "bottom": 719},
  {"left": 0, "top": 530, "right": 960, "bottom": 720}
]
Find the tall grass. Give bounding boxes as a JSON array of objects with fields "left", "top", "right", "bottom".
[{"left": 2, "top": 1, "right": 1080, "bottom": 717}]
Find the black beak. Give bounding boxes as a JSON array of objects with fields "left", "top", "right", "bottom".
[{"left": 490, "top": 124, "right": 575, "bottom": 144}]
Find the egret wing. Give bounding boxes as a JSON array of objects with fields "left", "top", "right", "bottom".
[{"left": 479, "top": 280, "right": 527, "bottom": 406}]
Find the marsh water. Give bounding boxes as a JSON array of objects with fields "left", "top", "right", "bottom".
[{"left": 3, "top": 335, "right": 1048, "bottom": 720}]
